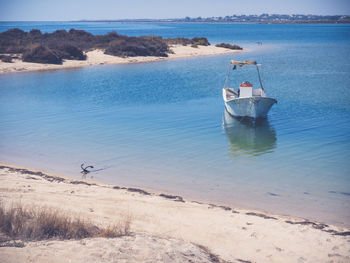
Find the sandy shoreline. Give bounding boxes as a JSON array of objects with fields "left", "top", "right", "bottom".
[
  {"left": 0, "top": 45, "right": 242, "bottom": 75},
  {"left": 0, "top": 162, "right": 349, "bottom": 262}
]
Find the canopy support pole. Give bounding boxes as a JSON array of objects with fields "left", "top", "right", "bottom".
[
  {"left": 223, "top": 63, "right": 232, "bottom": 89},
  {"left": 256, "top": 65, "right": 264, "bottom": 91}
]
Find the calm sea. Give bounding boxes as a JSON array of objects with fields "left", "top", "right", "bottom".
[{"left": 0, "top": 22, "right": 349, "bottom": 225}]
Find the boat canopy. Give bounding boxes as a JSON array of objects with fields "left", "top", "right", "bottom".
[
  {"left": 230, "top": 60, "right": 257, "bottom": 66},
  {"left": 224, "top": 59, "right": 264, "bottom": 92}
]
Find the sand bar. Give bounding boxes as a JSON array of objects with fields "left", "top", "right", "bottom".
[
  {"left": 0, "top": 162, "right": 349, "bottom": 262},
  {"left": 0, "top": 45, "right": 242, "bottom": 75}
]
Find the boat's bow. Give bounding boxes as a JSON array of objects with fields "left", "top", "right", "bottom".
[{"left": 224, "top": 96, "right": 277, "bottom": 119}]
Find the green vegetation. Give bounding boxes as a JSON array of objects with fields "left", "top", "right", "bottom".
[
  {"left": 0, "top": 28, "right": 171, "bottom": 64},
  {"left": 0, "top": 29, "right": 91, "bottom": 64},
  {"left": 165, "top": 37, "right": 210, "bottom": 46},
  {"left": 105, "top": 36, "right": 168, "bottom": 57},
  {"left": 0, "top": 55, "right": 13, "bottom": 63},
  {"left": 0, "top": 29, "right": 204, "bottom": 64},
  {"left": 23, "top": 45, "right": 63, "bottom": 64},
  {"left": 165, "top": 37, "right": 193, "bottom": 46},
  {"left": 0, "top": 202, "right": 131, "bottom": 242},
  {"left": 215, "top": 43, "right": 242, "bottom": 50},
  {"left": 0, "top": 29, "right": 240, "bottom": 65},
  {"left": 192, "top": 37, "right": 210, "bottom": 46}
]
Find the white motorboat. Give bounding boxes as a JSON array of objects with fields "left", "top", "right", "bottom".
[{"left": 223, "top": 60, "right": 277, "bottom": 119}]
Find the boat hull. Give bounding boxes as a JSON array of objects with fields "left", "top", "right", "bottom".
[{"left": 225, "top": 97, "right": 277, "bottom": 119}]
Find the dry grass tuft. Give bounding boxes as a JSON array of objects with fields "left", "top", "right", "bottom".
[
  {"left": 0, "top": 202, "right": 131, "bottom": 242},
  {"left": 100, "top": 215, "right": 131, "bottom": 238}
]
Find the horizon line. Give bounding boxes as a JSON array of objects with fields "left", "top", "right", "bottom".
[{"left": 0, "top": 13, "right": 349, "bottom": 23}]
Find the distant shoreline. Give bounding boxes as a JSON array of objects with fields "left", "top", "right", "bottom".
[
  {"left": 74, "top": 14, "right": 350, "bottom": 24},
  {"left": 76, "top": 21, "right": 350, "bottom": 24},
  {"left": 1, "top": 21, "right": 349, "bottom": 24},
  {"left": 0, "top": 45, "right": 243, "bottom": 75}
]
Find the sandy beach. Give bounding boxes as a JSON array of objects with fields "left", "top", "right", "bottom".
[
  {"left": 0, "top": 163, "right": 349, "bottom": 263},
  {"left": 0, "top": 45, "right": 242, "bottom": 75}
]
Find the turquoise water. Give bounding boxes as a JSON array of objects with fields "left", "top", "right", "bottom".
[{"left": 1, "top": 23, "right": 350, "bottom": 225}]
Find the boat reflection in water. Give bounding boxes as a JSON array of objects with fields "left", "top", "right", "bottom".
[{"left": 223, "top": 110, "right": 277, "bottom": 157}]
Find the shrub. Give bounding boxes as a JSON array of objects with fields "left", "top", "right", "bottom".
[
  {"left": 192, "top": 37, "right": 210, "bottom": 46},
  {"left": 0, "top": 29, "right": 27, "bottom": 53},
  {"left": 99, "top": 219, "right": 131, "bottom": 238},
  {"left": 215, "top": 43, "right": 243, "bottom": 50},
  {"left": 0, "top": 202, "right": 131, "bottom": 241},
  {"left": 0, "top": 55, "right": 13, "bottom": 63},
  {"left": 28, "top": 29, "right": 42, "bottom": 38},
  {"left": 165, "top": 37, "right": 210, "bottom": 46},
  {"left": 68, "top": 29, "right": 93, "bottom": 38},
  {"left": 105, "top": 36, "right": 168, "bottom": 57},
  {"left": 94, "top": 31, "right": 121, "bottom": 49},
  {"left": 165, "top": 37, "right": 193, "bottom": 46},
  {"left": 50, "top": 29, "right": 69, "bottom": 39},
  {"left": 22, "top": 45, "right": 62, "bottom": 64},
  {"left": 0, "top": 27, "right": 222, "bottom": 63},
  {"left": 55, "top": 44, "right": 86, "bottom": 60},
  {"left": 1, "top": 28, "right": 27, "bottom": 38}
]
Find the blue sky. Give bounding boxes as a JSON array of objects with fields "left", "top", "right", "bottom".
[{"left": 0, "top": 0, "right": 349, "bottom": 21}]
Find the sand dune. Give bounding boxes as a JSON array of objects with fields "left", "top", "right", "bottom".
[
  {"left": 0, "top": 45, "right": 242, "bottom": 75},
  {"left": 1, "top": 234, "right": 223, "bottom": 263},
  {"left": 0, "top": 163, "right": 349, "bottom": 263}
]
